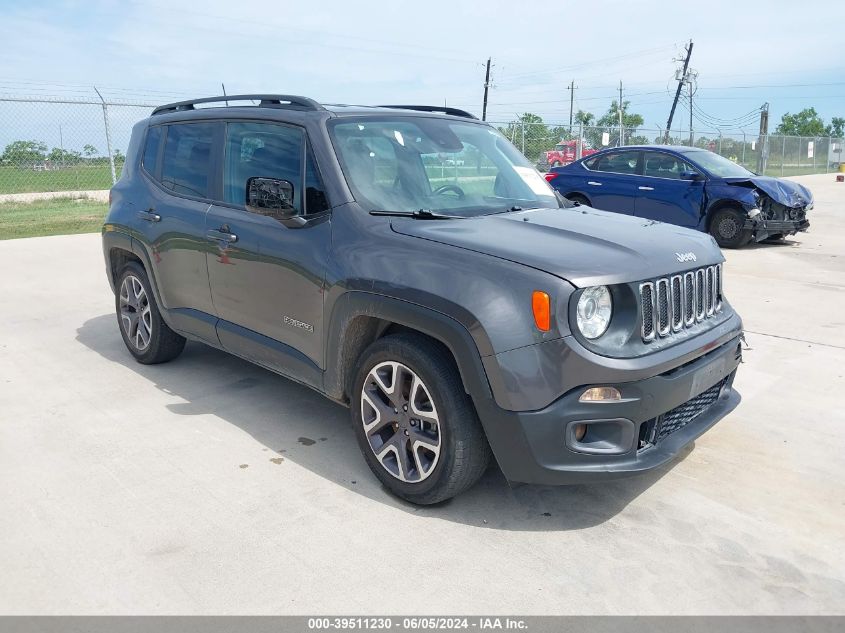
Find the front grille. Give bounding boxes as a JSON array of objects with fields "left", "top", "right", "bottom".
[
  {"left": 640, "top": 264, "right": 723, "bottom": 342},
  {"left": 683, "top": 272, "right": 694, "bottom": 325},
  {"left": 656, "top": 279, "right": 670, "bottom": 336},
  {"left": 641, "top": 283, "right": 655, "bottom": 340},
  {"left": 655, "top": 379, "right": 725, "bottom": 442},
  {"left": 670, "top": 275, "right": 683, "bottom": 331}
]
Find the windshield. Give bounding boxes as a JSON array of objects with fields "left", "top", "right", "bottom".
[
  {"left": 329, "top": 117, "right": 559, "bottom": 217},
  {"left": 687, "top": 150, "right": 755, "bottom": 178}
]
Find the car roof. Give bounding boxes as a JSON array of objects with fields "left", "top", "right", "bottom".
[{"left": 589, "top": 145, "right": 707, "bottom": 154}]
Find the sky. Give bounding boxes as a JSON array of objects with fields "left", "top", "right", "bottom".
[{"left": 1, "top": 0, "right": 843, "bottom": 152}]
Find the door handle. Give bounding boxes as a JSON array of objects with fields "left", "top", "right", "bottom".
[
  {"left": 638, "top": 186, "right": 655, "bottom": 191},
  {"left": 207, "top": 227, "right": 238, "bottom": 243},
  {"left": 137, "top": 208, "right": 161, "bottom": 222},
  {"left": 587, "top": 181, "right": 603, "bottom": 186}
]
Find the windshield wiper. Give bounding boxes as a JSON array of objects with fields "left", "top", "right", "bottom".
[{"left": 369, "top": 209, "right": 463, "bottom": 220}]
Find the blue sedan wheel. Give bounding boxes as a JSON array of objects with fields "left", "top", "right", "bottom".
[{"left": 710, "top": 207, "right": 751, "bottom": 249}]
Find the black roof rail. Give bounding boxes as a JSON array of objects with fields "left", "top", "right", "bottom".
[
  {"left": 152, "top": 94, "right": 324, "bottom": 116},
  {"left": 377, "top": 105, "right": 478, "bottom": 120}
]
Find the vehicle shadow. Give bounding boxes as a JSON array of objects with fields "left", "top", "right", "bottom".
[
  {"left": 76, "top": 313, "right": 690, "bottom": 532},
  {"left": 743, "top": 237, "right": 800, "bottom": 250}
]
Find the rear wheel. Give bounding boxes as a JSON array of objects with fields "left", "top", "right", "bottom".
[
  {"left": 116, "top": 262, "right": 186, "bottom": 364},
  {"left": 710, "top": 207, "right": 752, "bottom": 248},
  {"left": 351, "top": 333, "right": 490, "bottom": 504},
  {"left": 566, "top": 194, "right": 590, "bottom": 207}
]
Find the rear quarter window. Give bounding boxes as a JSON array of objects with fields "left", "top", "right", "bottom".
[{"left": 142, "top": 126, "right": 162, "bottom": 177}]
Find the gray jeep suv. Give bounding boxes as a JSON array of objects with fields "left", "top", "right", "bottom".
[{"left": 102, "top": 95, "right": 743, "bottom": 504}]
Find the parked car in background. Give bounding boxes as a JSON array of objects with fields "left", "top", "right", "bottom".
[
  {"left": 538, "top": 139, "right": 598, "bottom": 169},
  {"left": 545, "top": 145, "right": 813, "bottom": 247}
]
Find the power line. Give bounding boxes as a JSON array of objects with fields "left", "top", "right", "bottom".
[{"left": 495, "top": 44, "right": 677, "bottom": 83}]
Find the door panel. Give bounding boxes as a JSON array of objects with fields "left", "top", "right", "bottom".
[
  {"left": 634, "top": 152, "right": 705, "bottom": 228},
  {"left": 134, "top": 122, "right": 218, "bottom": 343},
  {"left": 206, "top": 205, "right": 331, "bottom": 367},
  {"left": 581, "top": 150, "right": 640, "bottom": 214},
  {"left": 206, "top": 120, "right": 331, "bottom": 370}
]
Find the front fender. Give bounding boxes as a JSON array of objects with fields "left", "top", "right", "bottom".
[{"left": 323, "top": 291, "right": 494, "bottom": 404}]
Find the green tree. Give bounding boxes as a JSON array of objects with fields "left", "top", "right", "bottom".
[
  {"left": 586, "top": 101, "right": 644, "bottom": 148},
  {"left": 1, "top": 140, "right": 48, "bottom": 166},
  {"left": 776, "top": 107, "right": 827, "bottom": 136},
  {"left": 830, "top": 117, "right": 845, "bottom": 138},
  {"left": 574, "top": 110, "right": 595, "bottom": 127},
  {"left": 83, "top": 144, "right": 98, "bottom": 157},
  {"left": 497, "top": 113, "right": 552, "bottom": 163},
  {"left": 47, "top": 147, "right": 82, "bottom": 165}
]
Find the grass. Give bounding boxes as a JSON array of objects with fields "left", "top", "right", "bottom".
[
  {"left": 0, "top": 164, "right": 122, "bottom": 195},
  {"left": 0, "top": 198, "right": 108, "bottom": 240}
]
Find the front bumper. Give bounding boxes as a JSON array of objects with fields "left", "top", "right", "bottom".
[
  {"left": 475, "top": 334, "right": 742, "bottom": 485},
  {"left": 745, "top": 217, "right": 810, "bottom": 241}
]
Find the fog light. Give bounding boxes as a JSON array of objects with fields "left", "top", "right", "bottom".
[
  {"left": 579, "top": 386, "right": 622, "bottom": 402},
  {"left": 573, "top": 423, "right": 587, "bottom": 441}
]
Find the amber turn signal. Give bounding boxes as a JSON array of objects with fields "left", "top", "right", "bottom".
[{"left": 532, "top": 291, "right": 551, "bottom": 332}]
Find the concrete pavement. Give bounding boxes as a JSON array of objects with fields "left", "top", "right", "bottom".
[{"left": 0, "top": 174, "right": 843, "bottom": 614}]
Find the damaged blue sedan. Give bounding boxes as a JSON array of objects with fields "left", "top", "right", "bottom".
[{"left": 546, "top": 145, "right": 812, "bottom": 248}]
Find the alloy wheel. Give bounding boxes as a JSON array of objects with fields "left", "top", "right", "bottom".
[
  {"left": 360, "top": 361, "right": 442, "bottom": 483},
  {"left": 119, "top": 275, "right": 153, "bottom": 351}
]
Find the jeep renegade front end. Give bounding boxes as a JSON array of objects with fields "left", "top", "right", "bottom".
[{"left": 103, "top": 95, "right": 742, "bottom": 504}]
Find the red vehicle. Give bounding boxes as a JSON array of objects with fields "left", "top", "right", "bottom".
[{"left": 540, "top": 139, "right": 598, "bottom": 168}]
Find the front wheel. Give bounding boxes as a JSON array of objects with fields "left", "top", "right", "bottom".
[
  {"left": 351, "top": 333, "right": 490, "bottom": 504},
  {"left": 710, "top": 208, "right": 752, "bottom": 248}
]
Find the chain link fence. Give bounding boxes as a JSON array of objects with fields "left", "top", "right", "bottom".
[
  {"left": 0, "top": 97, "right": 155, "bottom": 196},
  {"left": 0, "top": 96, "right": 156, "bottom": 238},
  {"left": 1, "top": 96, "right": 842, "bottom": 239},
  {"left": 493, "top": 120, "right": 844, "bottom": 178}
]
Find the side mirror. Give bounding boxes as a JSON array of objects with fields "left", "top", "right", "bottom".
[
  {"left": 680, "top": 170, "right": 702, "bottom": 181},
  {"left": 246, "top": 177, "right": 296, "bottom": 219}
]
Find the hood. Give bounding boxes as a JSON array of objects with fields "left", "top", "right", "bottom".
[
  {"left": 723, "top": 175, "right": 813, "bottom": 208},
  {"left": 391, "top": 206, "right": 723, "bottom": 288}
]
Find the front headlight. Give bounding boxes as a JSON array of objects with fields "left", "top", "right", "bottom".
[{"left": 576, "top": 286, "right": 612, "bottom": 339}]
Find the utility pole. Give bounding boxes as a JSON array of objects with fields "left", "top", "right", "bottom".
[
  {"left": 568, "top": 80, "right": 576, "bottom": 133},
  {"left": 618, "top": 81, "right": 624, "bottom": 147},
  {"left": 664, "top": 40, "right": 693, "bottom": 144},
  {"left": 482, "top": 57, "right": 491, "bottom": 121},
  {"left": 688, "top": 82, "right": 694, "bottom": 146},
  {"left": 757, "top": 102, "right": 770, "bottom": 174}
]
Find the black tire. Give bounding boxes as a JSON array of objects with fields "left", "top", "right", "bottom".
[
  {"left": 709, "top": 207, "right": 752, "bottom": 248},
  {"left": 115, "top": 262, "right": 186, "bottom": 364},
  {"left": 350, "top": 333, "right": 491, "bottom": 505},
  {"left": 566, "top": 193, "right": 590, "bottom": 206}
]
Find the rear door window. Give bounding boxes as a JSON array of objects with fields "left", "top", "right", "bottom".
[
  {"left": 160, "top": 123, "right": 216, "bottom": 198},
  {"left": 590, "top": 151, "right": 640, "bottom": 175}
]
